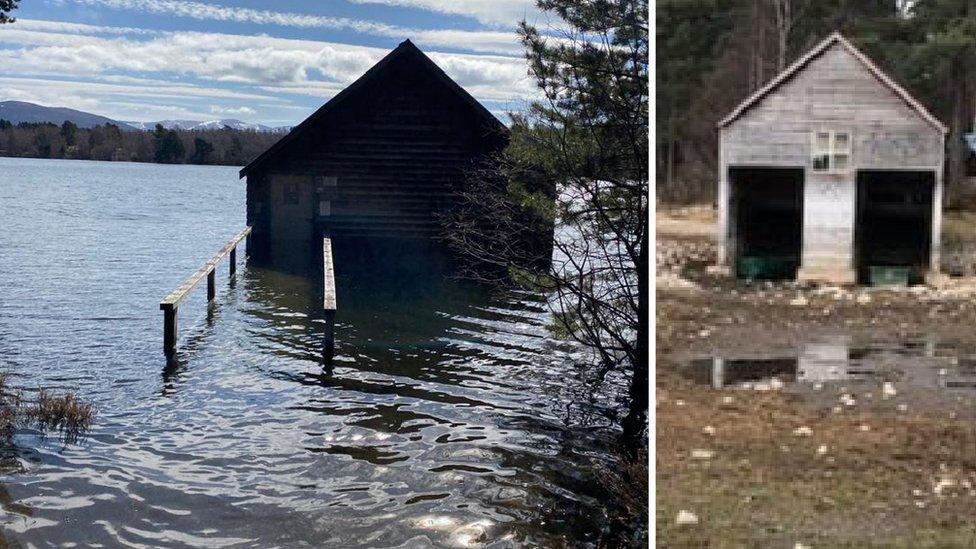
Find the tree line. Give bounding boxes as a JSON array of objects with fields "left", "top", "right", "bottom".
[
  {"left": 659, "top": 0, "right": 976, "bottom": 203},
  {"left": 0, "top": 120, "right": 282, "bottom": 166}
]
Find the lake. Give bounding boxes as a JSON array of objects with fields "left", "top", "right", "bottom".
[{"left": 0, "top": 157, "right": 625, "bottom": 547}]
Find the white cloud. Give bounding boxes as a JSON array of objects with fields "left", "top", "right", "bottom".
[
  {"left": 0, "top": 26, "right": 536, "bottom": 98},
  {"left": 209, "top": 105, "right": 256, "bottom": 116},
  {"left": 69, "top": 0, "right": 527, "bottom": 54},
  {"left": 348, "top": 0, "right": 539, "bottom": 27}
]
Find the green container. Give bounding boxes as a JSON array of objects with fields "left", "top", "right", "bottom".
[
  {"left": 737, "top": 256, "right": 794, "bottom": 280},
  {"left": 869, "top": 266, "right": 910, "bottom": 287}
]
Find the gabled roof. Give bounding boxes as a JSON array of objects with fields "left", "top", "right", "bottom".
[
  {"left": 718, "top": 32, "right": 946, "bottom": 134},
  {"left": 240, "top": 39, "right": 507, "bottom": 178}
]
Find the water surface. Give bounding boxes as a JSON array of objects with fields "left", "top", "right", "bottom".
[{"left": 0, "top": 157, "right": 623, "bottom": 547}]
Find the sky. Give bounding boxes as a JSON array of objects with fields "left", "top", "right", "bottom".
[{"left": 0, "top": 0, "right": 551, "bottom": 126}]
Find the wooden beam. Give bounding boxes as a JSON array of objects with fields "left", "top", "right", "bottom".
[
  {"left": 160, "top": 226, "right": 251, "bottom": 311},
  {"left": 229, "top": 247, "right": 237, "bottom": 277},
  {"left": 323, "top": 236, "right": 337, "bottom": 365},
  {"left": 159, "top": 226, "right": 251, "bottom": 356},
  {"left": 323, "top": 236, "right": 337, "bottom": 311}
]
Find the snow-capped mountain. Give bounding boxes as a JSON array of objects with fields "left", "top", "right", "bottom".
[{"left": 125, "top": 119, "right": 288, "bottom": 132}]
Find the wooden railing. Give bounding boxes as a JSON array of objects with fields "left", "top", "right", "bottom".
[
  {"left": 322, "top": 236, "right": 337, "bottom": 364},
  {"left": 160, "top": 226, "right": 252, "bottom": 358}
]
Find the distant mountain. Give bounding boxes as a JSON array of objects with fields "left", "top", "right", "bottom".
[
  {"left": 0, "top": 101, "right": 137, "bottom": 130},
  {"left": 0, "top": 101, "right": 288, "bottom": 133},
  {"left": 125, "top": 119, "right": 290, "bottom": 133}
]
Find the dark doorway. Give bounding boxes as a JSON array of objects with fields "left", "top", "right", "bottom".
[
  {"left": 729, "top": 167, "right": 804, "bottom": 279},
  {"left": 855, "top": 170, "right": 934, "bottom": 284}
]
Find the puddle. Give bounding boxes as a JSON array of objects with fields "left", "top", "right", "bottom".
[{"left": 684, "top": 334, "right": 976, "bottom": 415}]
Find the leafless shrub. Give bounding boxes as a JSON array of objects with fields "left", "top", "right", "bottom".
[{"left": 596, "top": 450, "right": 649, "bottom": 547}]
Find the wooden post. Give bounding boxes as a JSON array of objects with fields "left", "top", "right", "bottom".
[
  {"left": 245, "top": 232, "right": 252, "bottom": 257},
  {"left": 163, "top": 307, "right": 178, "bottom": 358},
  {"left": 322, "top": 236, "right": 337, "bottom": 366},
  {"left": 229, "top": 246, "right": 237, "bottom": 277},
  {"left": 207, "top": 270, "right": 216, "bottom": 302},
  {"left": 323, "top": 310, "right": 335, "bottom": 363}
]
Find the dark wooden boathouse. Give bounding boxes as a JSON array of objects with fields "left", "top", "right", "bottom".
[{"left": 239, "top": 39, "right": 509, "bottom": 265}]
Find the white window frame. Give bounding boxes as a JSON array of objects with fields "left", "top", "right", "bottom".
[{"left": 811, "top": 130, "right": 852, "bottom": 174}]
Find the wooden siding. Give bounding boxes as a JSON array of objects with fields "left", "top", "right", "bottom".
[
  {"left": 246, "top": 50, "right": 504, "bottom": 244},
  {"left": 718, "top": 39, "right": 946, "bottom": 282}
]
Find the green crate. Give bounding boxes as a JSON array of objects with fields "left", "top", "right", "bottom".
[
  {"left": 737, "top": 256, "right": 795, "bottom": 280},
  {"left": 869, "top": 266, "right": 910, "bottom": 287}
]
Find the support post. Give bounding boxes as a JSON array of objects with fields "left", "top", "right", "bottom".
[
  {"left": 163, "top": 307, "right": 178, "bottom": 358},
  {"left": 323, "top": 310, "right": 335, "bottom": 364},
  {"left": 245, "top": 232, "right": 252, "bottom": 257},
  {"left": 207, "top": 270, "right": 216, "bottom": 302},
  {"left": 229, "top": 246, "right": 237, "bottom": 277}
]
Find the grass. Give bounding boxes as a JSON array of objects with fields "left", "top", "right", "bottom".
[{"left": 0, "top": 374, "right": 94, "bottom": 443}]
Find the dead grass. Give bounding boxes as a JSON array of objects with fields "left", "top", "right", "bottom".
[
  {"left": 657, "top": 367, "right": 976, "bottom": 547},
  {"left": 23, "top": 390, "right": 95, "bottom": 442},
  {"left": 0, "top": 374, "right": 94, "bottom": 444}
]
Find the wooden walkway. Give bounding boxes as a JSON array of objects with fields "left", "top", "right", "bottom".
[{"left": 159, "top": 226, "right": 251, "bottom": 358}]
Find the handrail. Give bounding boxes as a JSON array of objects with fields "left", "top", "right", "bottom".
[
  {"left": 160, "top": 226, "right": 252, "bottom": 311},
  {"left": 160, "top": 226, "right": 252, "bottom": 357}
]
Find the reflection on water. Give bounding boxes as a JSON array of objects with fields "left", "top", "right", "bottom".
[
  {"left": 686, "top": 333, "right": 976, "bottom": 411},
  {"left": 0, "top": 158, "right": 624, "bottom": 547}
]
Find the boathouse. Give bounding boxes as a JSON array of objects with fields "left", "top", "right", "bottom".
[
  {"left": 240, "top": 40, "right": 508, "bottom": 265},
  {"left": 716, "top": 32, "right": 946, "bottom": 285}
]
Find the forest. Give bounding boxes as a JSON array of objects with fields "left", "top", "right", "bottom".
[
  {"left": 658, "top": 0, "right": 976, "bottom": 203},
  {"left": 0, "top": 120, "right": 282, "bottom": 166}
]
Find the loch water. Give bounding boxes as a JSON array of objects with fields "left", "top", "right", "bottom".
[{"left": 0, "top": 157, "right": 626, "bottom": 547}]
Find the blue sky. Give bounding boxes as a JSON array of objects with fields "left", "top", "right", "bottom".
[{"left": 0, "top": 0, "right": 551, "bottom": 125}]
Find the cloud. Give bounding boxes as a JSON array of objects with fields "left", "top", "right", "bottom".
[
  {"left": 0, "top": 26, "right": 536, "bottom": 98},
  {"left": 69, "top": 0, "right": 527, "bottom": 54},
  {"left": 347, "top": 0, "right": 539, "bottom": 27},
  {"left": 210, "top": 105, "right": 256, "bottom": 116},
  {"left": 0, "top": 20, "right": 539, "bottom": 124}
]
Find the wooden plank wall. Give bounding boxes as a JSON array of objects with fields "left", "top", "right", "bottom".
[
  {"left": 249, "top": 58, "right": 502, "bottom": 243},
  {"left": 718, "top": 41, "right": 945, "bottom": 282}
]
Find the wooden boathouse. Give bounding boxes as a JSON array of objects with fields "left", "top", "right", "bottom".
[
  {"left": 716, "top": 32, "right": 946, "bottom": 285},
  {"left": 159, "top": 40, "right": 515, "bottom": 359},
  {"left": 239, "top": 39, "right": 508, "bottom": 263}
]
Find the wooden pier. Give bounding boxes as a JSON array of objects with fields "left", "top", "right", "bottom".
[
  {"left": 159, "top": 226, "right": 252, "bottom": 358},
  {"left": 322, "top": 236, "right": 337, "bottom": 364}
]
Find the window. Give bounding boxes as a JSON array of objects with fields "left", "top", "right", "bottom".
[{"left": 811, "top": 130, "right": 851, "bottom": 173}]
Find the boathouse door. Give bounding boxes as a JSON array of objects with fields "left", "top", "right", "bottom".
[{"left": 267, "top": 173, "right": 316, "bottom": 266}]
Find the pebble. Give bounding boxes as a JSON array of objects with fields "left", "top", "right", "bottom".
[
  {"left": 839, "top": 394, "right": 856, "bottom": 407},
  {"left": 790, "top": 296, "right": 809, "bottom": 307},
  {"left": 817, "top": 444, "right": 828, "bottom": 455},
  {"left": 793, "top": 426, "right": 813, "bottom": 437},
  {"left": 676, "top": 510, "right": 698, "bottom": 525},
  {"left": 721, "top": 396, "right": 734, "bottom": 405},
  {"left": 702, "top": 425, "right": 716, "bottom": 436},
  {"left": 858, "top": 424, "right": 871, "bottom": 432},
  {"left": 856, "top": 293, "right": 872, "bottom": 304},
  {"left": 691, "top": 449, "right": 714, "bottom": 460},
  {"left": 882, "top": 381, "right": 897, "bottom": 399},
  {"left": 676, "top": 399, "right": 685, "bottom": 407},
  {"left": 897, "top": 403, "right": 908, "bottom": 412}
]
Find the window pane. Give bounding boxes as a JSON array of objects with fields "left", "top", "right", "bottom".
[
  {"left": 815, "top": 132, "right": 830, "bottom": 151},
  {"left": 834, "top": 132, "right": 850, "bottom": 151},
  {"left": 813, "top": 154, "right": 830, "bottom": 171},
  {"left": 833, "top": 153, "right": 849, "bottom": 170}
]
